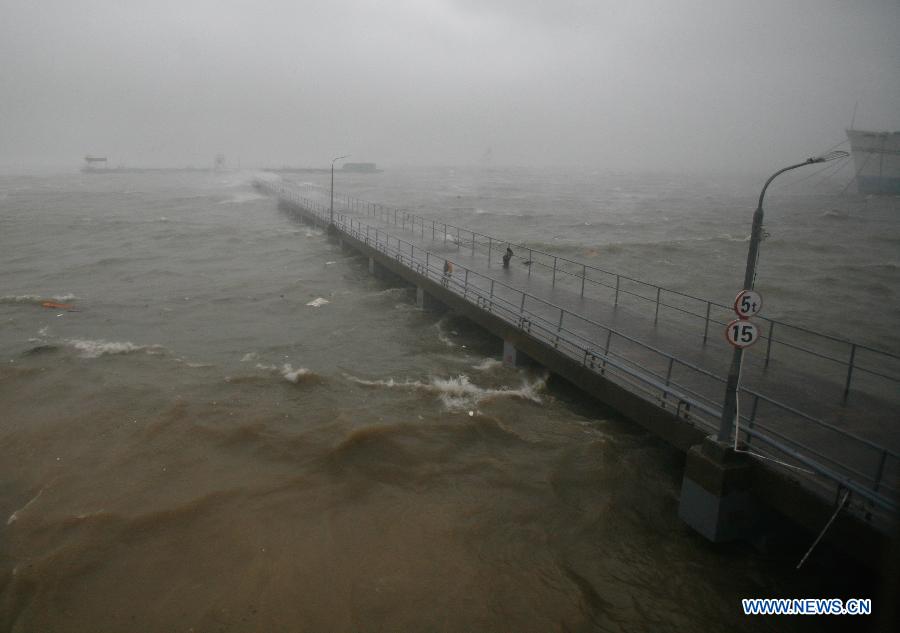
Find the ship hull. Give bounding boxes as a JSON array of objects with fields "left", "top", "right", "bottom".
[{"left": 847, "top": 129, "right": 900, "bottom": 195}]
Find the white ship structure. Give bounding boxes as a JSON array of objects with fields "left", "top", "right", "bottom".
[{"left": 846, "top": 129, "right": 900, "bottom": 195}]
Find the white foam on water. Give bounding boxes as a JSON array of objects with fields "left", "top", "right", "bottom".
[
  {"left": 306, "top": 297, "right": 330, "bottom": 308},
  {"left": 345, "top": 372, "right": 546, "bottom": 412},
  {"left": 256, "top": 362, "right": 316, "bottom": 384},
  {"left": 241, "top": 352, "right": 259, "bottom": 362},
  {"left": 472, "top": 358, "right": 503, "bottom": 372},
  {"left": 65, "top": 339, "right": 164, "bottom": 358},
  {"left": 7, "top": 486, "right": 46, "bottom": 525},
  {"left": 434, "top": 317, "right": 456, "bottom": 347},
  {"left": 0, "top": 293, "right": 77, "bottom": 305},
  {"left": 280, "top": 363, "right": 314, "bottom": 383}
]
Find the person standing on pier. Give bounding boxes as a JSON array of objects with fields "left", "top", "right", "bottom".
[
  {"left": 502, "top": 246, "right": 514, "bottom": 269},
  {"left": 443, "top": 259, "right": 453, "bottom": 286}
]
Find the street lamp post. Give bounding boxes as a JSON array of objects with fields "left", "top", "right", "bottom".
[
  {"left": 330, "top": 154, "right": 351, "bottom": 225},
  {"left": 717, "top": 150, "right": 848, "bottom": 443}
]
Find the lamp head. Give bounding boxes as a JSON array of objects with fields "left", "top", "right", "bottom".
[{"left": 809, "top": 150, "right": 849, "bottom": 164}]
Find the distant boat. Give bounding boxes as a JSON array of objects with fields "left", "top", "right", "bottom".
[
  {"left": 846, "top": 129, "right": 900, "bottom": 195},
  {"left": 81, "top": 154, "right": 223, "bottom": 173}
]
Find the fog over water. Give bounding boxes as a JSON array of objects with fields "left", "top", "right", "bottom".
[{"left": 1, "top": 0, "right": 898, "bottom": 171}]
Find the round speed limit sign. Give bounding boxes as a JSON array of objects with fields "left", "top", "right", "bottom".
[
  {"left": 733, "top": 290, "right": 763, "bottom": 318},
  {"left": 726, "top": 319, "right": 759, "bottom": 348}
]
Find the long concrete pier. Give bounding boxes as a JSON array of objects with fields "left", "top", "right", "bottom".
[{"left": 256, "top": 180, "right": 898, "bottom": 569}]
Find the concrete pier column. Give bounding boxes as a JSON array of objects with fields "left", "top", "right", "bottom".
[
  {"left": 503, "top": 339, "right": 532, "bottom": 368},
  {"left": 678, "top": 437, "right": 757, "bottom": 542},
  {"left": 416, "top": 286, "right": 446, "bottom": 312}
]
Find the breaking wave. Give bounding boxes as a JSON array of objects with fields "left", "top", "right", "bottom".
[
  {"left": 1, "top": 293, "right": 77, "bottom": 305},
  {"left": 345, "top": 372, "right": 546, "bottom": 411},
  {"left": 472, "top": 358, "right": 503, "bottom": 372},
  {"left": 434, "top": 317, "right": 457, "bottom": 347},
  {"left": 65, "top": 339, "right": 165, "bottom": 358},
  {"left": 256, "top": 363, "right": 320, "bottom": 384}
]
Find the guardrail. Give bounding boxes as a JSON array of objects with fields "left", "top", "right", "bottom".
[
  {"left": 299, "top": 184, "right": 900, "bottom": 407},
  {"left": 260, "top": 181, "right": 900, "bottom": 520}
]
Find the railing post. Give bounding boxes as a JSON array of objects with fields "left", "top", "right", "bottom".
[
  {"left": 456, "top": 227, "right": 460, "bottom": 251},
  {"left": 580, "top": 265, "right": 586, "bottom": 297},
  {"left": 601, "top": 330, "right": 613, "bottom": 373},
  {"left": 556, "top": 310, "right": 564, "bottom": 347},
  {"left": 487, "top": 238, "right": 492, "bottom": 267},
  {"left": 471, "top": 231, "right": 475, "bottom": 256},
  {"left": 654, "top": 287, "right": 661, "bottom": 324},
  {"left": 764, "top": 321, "right": 775, "bottom": 368},
  {"left": 464, "top": 268, "right": 469, "bottom": 297},
  {"left": 520, "top": 292, "right": 526, "bottom": 315},
  {"left": 432, "top": 220, "right": 435, "bottom": 241},
  {"left": 702, "top": 301, "right": 711, "bottom": 344},
  {"left": 614, "top": 275, "right": 620, "bottom": 306},
  {"left": 552, "top": 257, "right": 558, "bottom": 287},
  {"left": 662, "top": 356, "right": 675, "bottom": 407},
  {"left": 443, "top": 223, "right": 447, "bottom": 247},
  {"left": 843, "top": 344, "right": 857, "bottom": 403},
  {"left": 745, "top": 393, "right": 760, "bottom": 447},
  {"left": 528, "top": 249, "right": 533, "bottom": 277},
  {"left": 874, "top": 449, "right": 888, "bottom": 492},
  {"left": 426, "top": 251, "right": 430, "bottom": 271}
]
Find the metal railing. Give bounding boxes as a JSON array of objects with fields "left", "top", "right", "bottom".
[
  {"left": 259, "top": 181, "right": 900, "bottom": 519},
  {"left": 298, "top": 184, "right": 900, "bottom": 407}
]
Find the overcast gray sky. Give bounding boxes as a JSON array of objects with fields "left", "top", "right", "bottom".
[{"left": 1, "top": 0, "right": 898, "bottom": 171}]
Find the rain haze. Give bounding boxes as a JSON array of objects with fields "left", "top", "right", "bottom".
[
  {"left": 2, "top": 2, "right": 900, "bottom": 632},
  {"left": 2, "top": 0, "right": 898, "bottom": 171}
]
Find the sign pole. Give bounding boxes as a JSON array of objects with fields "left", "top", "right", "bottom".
[{"left": 715, "top": 153, "right": 849, "bottom": 442}]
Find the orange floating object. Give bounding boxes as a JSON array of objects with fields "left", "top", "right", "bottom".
[{"left": 41, "top": 301, "right": 74, "bottom": 309}]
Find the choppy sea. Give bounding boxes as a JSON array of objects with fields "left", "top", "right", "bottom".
[{"left": 1, "top": 167, "right": 896, "bottom": 631}]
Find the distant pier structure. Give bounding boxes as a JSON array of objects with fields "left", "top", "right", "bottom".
[
  {"left": 82, "top": 155, "right": 108, "bottom": 171},
  {"left": 342, "top": 162, "right": 382, "bottom": 173}
]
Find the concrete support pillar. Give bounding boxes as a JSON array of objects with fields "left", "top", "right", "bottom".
[
  {"left": 416, "top": 286, "right": 446, "bottom": 312},
  {"left": 368, "top": 257, "right": 375, "bottom": 275},
  {"left": 678, "top": 437, "right": 757, "bottom": 542},
  {"left": 503, "top": 339, "right": 531, "bottom": 368}
]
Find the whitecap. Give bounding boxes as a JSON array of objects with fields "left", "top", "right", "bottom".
[
  {"left": 65, "top": 339, "right": 164, "bottom": 358},
  {"left": 345, "top": 372, "right": 546, "bottom": 412},
  {"left": 306, "top": 297, "right": 330, "bottom": 308},
  {"left": 7, "top": 487, "right": 45, "bottom": 525},
  {"left": 0, "top": 293, "right": 77, "bottom": 305},
  {"left": 472, "top": 358, "right": 503, "bottom": 372},
  {"left": 280, "top": 363, "right": 314, "bottom": 383}
]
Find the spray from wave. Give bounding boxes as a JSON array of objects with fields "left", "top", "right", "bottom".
[
  {"left": 65, "top": 339, "right": 165, "bottom": 358},
  {"left": 345, "top": 372, "right": 546, "bottom": 411},
  {"left": 472, "top": 358, "right": 503, "bottom": 372},
  {"left": 256, "top": 363, "right": 318, "bottom": 384},
  {"left": 1, "top": 293, "right": 77, "bottom": 305}
]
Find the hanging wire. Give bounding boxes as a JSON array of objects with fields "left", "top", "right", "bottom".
[
  {"left": 780, "top": 154, "right": 851, "bottom": 189},
  {"left": 841, "top": 150, "right": 873, "bottom": 195},
  {"left": 796, "top": 488, "right": 851, "bottom": 570}
]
